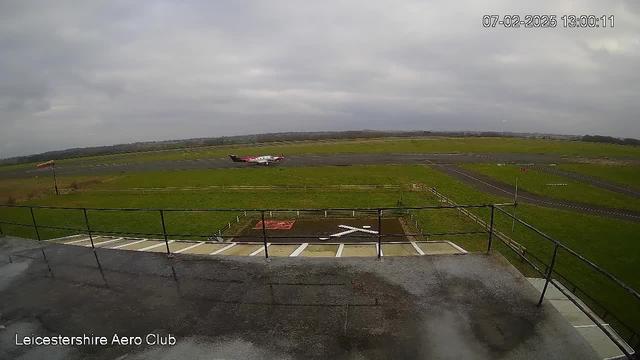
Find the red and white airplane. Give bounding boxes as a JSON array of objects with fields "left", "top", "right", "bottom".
[{"left": 229, "top": 154, "right": 284, "bottom": 165}]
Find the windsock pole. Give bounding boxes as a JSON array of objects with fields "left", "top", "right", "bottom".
[
  {"left": 52, "top": 163, "right": 59, "bottom": 195},
  {"left": 36, "top": 160, "right": 58, "bottom": 195}
]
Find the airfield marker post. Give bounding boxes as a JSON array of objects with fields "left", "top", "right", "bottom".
[
  {"left": 512, "top": 176, "right": 518, "bottom": 231},
  {"left": 52, "top": 163, "right": 59, "bottom": 195},
  {"left": 538, "top": 243, "right": 559, "bottom": 307},
  {"left": 261, "top": 211, "right": 269, "bottom": 259},
  {"left": 160, "top": 210, "right": 170, "bottom": 255},
  {"left": 377, "top": 209, "right": 382, "bottom": 259},
  {"left": 83, "top": 208, "right": 95, "bottom": 249},
  {"left": 30, "top": 207, "right": 41, "bottom": 241},
  {"left": 487, "top": 205, "right": 495, "bottom": 253}
]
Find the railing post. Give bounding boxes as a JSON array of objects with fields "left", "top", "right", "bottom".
[
  {"left": 83, "top": 208, "right": 95, "bottom": 249},
  {"left": 29, "top": 207, "right": 41, "bottom": 241},
  {"left": 487, "top": 205, "right": 495, "bottom": 253},
  {"left": 160, "top": 210, "right": 170, "bottom": 255},
  {"left": 377, "top": 209, "right": 382, "bottom": 259},
  {"left": 261, "top": 210, "right": 269, "bottom": 259},
  {"left": 537, "top": 244, "right": 560, "bottom": 307}
]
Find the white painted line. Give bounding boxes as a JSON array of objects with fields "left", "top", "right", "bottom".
[
  {"left": 363, "top": 225, "right": 371, "bottom": 229},
  {"left": 249, "top": 244, "right": 270, "bottom": 256},
  {"left": 210, "top": 243, "right": 237, "bottom": 255},
  {"left": 338, "top": 225, "right": 378, "bottom": 234},
  {"left": 63, "top": 237, "right": 93, "bottom": 245},
  {"left": 573, "top": 324, "right": 608, "bottom": 328},
  {"left": 376, "top": 243, "right": 384, "bottom": 257},
  {"left": 447, "top": 241, "right": 468, "bottom": 254},
  {"left": 110, "top": 239, "right": 147, "bottom": 249},
  {"left": 319, "top": 237, "right": 329, "bottom": 241},
  {"left": 331, "top": 229, "right": 359, "bottom": 237},
  {"left": 290, "top": 243, "right": 309, "bottom": 257},
  {"left": 139, "top": 240, "right": 174, "bottom": 252},
  {"left": 411, "top": 242, "right": 425, "bottom": 256},
  {"left": 92, "top": 237, "right": 123, "bottom": 246},
  {"left": 336, "top": 243, "right": 345, "bottom": 257},
  {"left": 174, "top": 242, "right": 204, "bottom": 254},
  {"left": 45, "top": 234, "right": 84, "bottom": 242}
]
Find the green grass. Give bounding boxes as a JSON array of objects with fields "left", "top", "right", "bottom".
[
  {"left": 94, "top": 137, "right": 640, "bottom": 165},
  {"left": 4, "top": 136, "right": 640, "bottom": 171},
  {"left": 0, "top": 175, "right": 115, "bottom": 204},
  {"left": 0, "top": 190, "right": 431, "bottom": 240},
  {"left": 90, "top": 165, "right": 429, "bottom": 189},
  {"left": 558, "top": 164, "right": 640, "bottom": 189},
  {"left": 1, "top": 164, "right": 639, "bottom": 336},
  {"left": 462, "top": 164, "right": 640, "bottom": 212}
]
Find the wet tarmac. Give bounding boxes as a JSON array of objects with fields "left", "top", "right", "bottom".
[{"left": 0, "top": 236, "right": 599, "bottom": 360}]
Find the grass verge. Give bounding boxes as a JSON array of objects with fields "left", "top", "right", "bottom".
[
  {"left": 462, "top": 163, "right": 640, "bottom": 211},
  {"left": 558, "top": 164, "right": 640, "bottom": 189}
]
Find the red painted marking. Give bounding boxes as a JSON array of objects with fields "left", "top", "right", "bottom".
[{"left": 253, "top": 220, "right": 296, "bottom": 230}]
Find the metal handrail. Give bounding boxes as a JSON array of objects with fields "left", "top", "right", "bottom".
[
  {"left": 0, "top": 203, "right": 515, "bottom": 212},
  {"left": 1, "top": 202, "right": 637, "bottom": 357},
  {"left": 493, "top": 204, "right": 638, "bottom": 358},
  {"left": 493, "top": 205, "right": 640, "bottom": 302}
]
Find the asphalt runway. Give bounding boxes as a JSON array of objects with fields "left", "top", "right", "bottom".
[
  {"left": 433, "top": 164, "right": 640, "bottom": 223},
  {"left": 0, "top": 152, "right": 627, "bottom": 179}
]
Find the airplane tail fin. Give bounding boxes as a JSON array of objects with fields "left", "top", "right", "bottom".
[{"left": 228, "top": 154, "right": 243, "bottom": 162}]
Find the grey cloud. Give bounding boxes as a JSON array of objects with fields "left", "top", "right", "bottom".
[{"left": 1, "top": 0, "right": 639, "bottom": 158}]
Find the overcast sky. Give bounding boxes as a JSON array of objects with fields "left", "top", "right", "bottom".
[{"left": 1, "top": 1, "right": 639, "bottom": 158}]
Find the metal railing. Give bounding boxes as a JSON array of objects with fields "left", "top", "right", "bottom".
[
  {"left": 1, "top": 202, "right": 638, "bottom": 358},
  {"left": 0, "top": 204, "right": 503, "bottom": 258},
  {"left": 492, "top": 205, "right": 638, "bottom": 359}
]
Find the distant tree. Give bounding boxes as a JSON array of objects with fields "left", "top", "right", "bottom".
[{"left": 582, "top": 135, "right": 639, "bottom": 146}]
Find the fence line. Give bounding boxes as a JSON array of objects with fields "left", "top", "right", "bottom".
[
  {"left": 423, "top": 185, "right": 526, "bottom": 253},
  {"left": 60, "top": 184, "right": 407, "bottom": 194},
  {"left": 419, "top": 184, "right": 638, "bottom": 356}
]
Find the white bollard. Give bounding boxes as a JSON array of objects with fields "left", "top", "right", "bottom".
[{"left": 325, "top": 210, "right": 327, "bottom": 218}]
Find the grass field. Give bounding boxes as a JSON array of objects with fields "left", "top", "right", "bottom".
[
  {"left": 3, "top": 136, "right": 640, "bottom": 171},
  {"left": 0, "top": 175, "right": 115, "bottom": 204},
  {"left": 90, "top": 166, "right": 432, "bottom": 189},
  {"left": 1, "top": 164, "right": 639, "bottom": 337},
  {"left": 94, "top": 137, "right": 640, "bottom": 164},
  {"left": 558, "top": 164, "right": 640, "bottom": 189},
  {"left": 461, "top": 164, "right": 640, "bottom": 212}
]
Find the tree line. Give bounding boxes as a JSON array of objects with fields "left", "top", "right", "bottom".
[{"left": 581, "top": 135, "right": 640, "bottom": 147}]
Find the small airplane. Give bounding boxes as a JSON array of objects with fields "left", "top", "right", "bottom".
[{"left": 229, "top": 154, "right": 284, "bottom": 165}]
